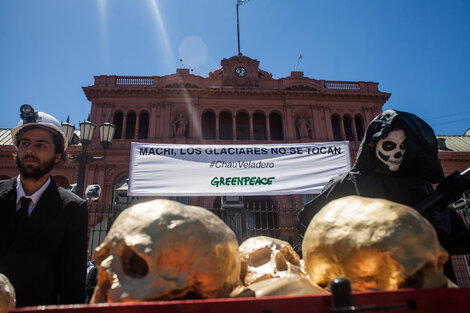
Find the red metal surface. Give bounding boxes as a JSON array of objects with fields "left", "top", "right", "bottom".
[{"left": 10, "top": 287, "right": 470, "bottom": 313}]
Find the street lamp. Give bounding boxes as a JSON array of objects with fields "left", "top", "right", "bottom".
[{"left": 62, "top": 116, "right": 116, "bottom": 198}]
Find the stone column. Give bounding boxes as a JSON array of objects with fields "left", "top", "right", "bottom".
[
  {"left": 266, "top": 114, "right": 271, "bottom": 141},
  {"left": 249, "top": 112, "right": 254, "bottom": 140},
  {"left": 232, "top": 114, "right": 237, "bottom": 140},
  {"left": 134, "top": 111, "right": 140, "bottom": 139},
  {"left": 215, "top": 111, "right": 220, "bottom": 140},
  {"left": 339, "top": 115, "right": 346, "bottom": 141},
  {"left": 122, "top": 113, "right": 128, "bottom": 139},
  {"left": 149, "top": 103, "right": 158, "bottom": 139}
]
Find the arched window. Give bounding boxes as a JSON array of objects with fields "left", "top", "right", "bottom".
[
  {"left": 219, "top": 111, "right": 233, "bottom": 140},
  {"left": 202, "top": 111, "right": 216, "bottom": 140},
  {"left": 236, "top": 111, "right": 250, "bottom": 140},
  {"left": 253, "top": 112, "right": 266, "bottom": 140},
  {"left": 113, "top": 111, "right": 123, "bottom": 139},
  {"left": 355, "top": 115, "right": 365, "bottom": 141},
  {"left": 269, "top": 112, "right": 284, "bottom": 140},
  {"left": 343, "top": 115, "right": 355, "bottom": 141},
  {"left": 125, "top": 112, "right": 136, "bottom": 139},
  {"left": 138, "top": 112, "right": 149, "bottom": 139},
  {"left": 211, "top": 196, "right": 279, "bottom": 241},
  {"left": 331, "top": 115, "right": 342, "bottom": 141},
  {"left": 245, "top": 196, "right": 279, "bottom": 239}
]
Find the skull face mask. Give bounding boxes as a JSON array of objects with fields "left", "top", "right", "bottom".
[{"left": 375, "top": 128, "right": 406, "bottom": 171}]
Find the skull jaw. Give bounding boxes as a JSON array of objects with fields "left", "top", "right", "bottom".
[{"left": 377, "top": 150, "right": 403, "bottom": 172}]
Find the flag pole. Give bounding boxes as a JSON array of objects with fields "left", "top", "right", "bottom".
[
  {"left": 294, "top": 54, "right": 302, "bottom": 71},
  {"left": 236, "top": 2, "right": 241, "bottom": 55}
]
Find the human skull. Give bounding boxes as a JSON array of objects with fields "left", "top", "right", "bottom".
[
  {"left": 239, "top": 236, "right": 304, "bottom": 286},
  {"left": 92, "top": 199, "right": 240, "bottom": 303},
  {"left": 303, "top": 196, "right": 450, "bottom": 291},
  {"left": 0, "top": 274, "right": 15, "bottom": 313},
  {"left": 375, "top": 128, "right": 406, "bottom": 171}
]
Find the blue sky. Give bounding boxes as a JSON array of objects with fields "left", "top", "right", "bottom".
[{"left": 1, "top": 0, "right": 469, "bottom": 135}]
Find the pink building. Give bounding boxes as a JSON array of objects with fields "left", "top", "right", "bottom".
[{"left": 1, "top": 54, "right": 469, "bottom": 284}]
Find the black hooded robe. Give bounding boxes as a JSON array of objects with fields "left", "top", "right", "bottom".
[{"left": 298, "top": 110, "right": 470, "bottom": 282}]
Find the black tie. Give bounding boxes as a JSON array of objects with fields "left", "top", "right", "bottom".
[{"left": 17, "top": 197, "right": 31, "bottom": 225}]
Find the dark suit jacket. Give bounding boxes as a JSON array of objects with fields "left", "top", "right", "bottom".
[{"left": 0, "top": 176, "right": 88, "bottom": 307}]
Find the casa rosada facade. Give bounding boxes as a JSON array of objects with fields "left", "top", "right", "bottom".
[{"left": 1, "top": 54, "right": 469, "bottom": 253}]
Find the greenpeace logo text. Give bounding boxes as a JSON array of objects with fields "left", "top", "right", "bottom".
[{"left": 211, "top": 176, "right": 275, "bottom": 187}]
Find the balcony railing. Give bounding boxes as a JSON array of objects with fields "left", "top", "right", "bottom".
[
  {"left": 324, "top": 82, "right": 360, "bottom": 90},
  {"left": 115, "top": 77, "right": 154, "bottom": 86}
]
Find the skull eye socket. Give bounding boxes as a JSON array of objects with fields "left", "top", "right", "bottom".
[
  {"left": 280, "top": 247, "right": 300, "bottom": 266},
  {"left": 382, "top": 141, "right": 397, "bottom": 151},
  {"left": 248, "top": 248, "right": 272, "bottom": 267},
  {"left": 121, "top": 246, "right": 149, "bottom": 278},
  {"left": 275, "top": 253, "right": 288, "bottom": 271}
]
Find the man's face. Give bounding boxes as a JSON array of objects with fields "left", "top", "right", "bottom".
[{"left": 16, "top": 128, "right": 62, "bottom": 179}]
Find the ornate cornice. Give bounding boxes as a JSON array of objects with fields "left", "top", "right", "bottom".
[{"left": 83, "top": 85, "right": 390, "bottom": 102}]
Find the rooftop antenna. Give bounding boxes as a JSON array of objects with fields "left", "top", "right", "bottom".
[
  {"left": 294, "top": 54, "right": 302, "bottom": 71},
  {"left": 236, "top": 0, "right": 250, "bottom": 55}
]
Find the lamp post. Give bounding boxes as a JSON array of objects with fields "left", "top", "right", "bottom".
[{"left": 62, "top": 117, "right": 116, "bottom": 198}]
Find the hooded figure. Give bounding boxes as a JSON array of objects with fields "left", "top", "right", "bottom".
[{"left": 298, "top": 109, "right": 470, "bottom": 282}]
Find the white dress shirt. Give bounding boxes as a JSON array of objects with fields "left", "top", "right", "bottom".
[{"left": 16, "top": 175, "right": 51, "bottom": 216}]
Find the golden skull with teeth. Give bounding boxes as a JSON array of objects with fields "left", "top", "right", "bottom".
[
  {"left": 91, "top": 199, "right": 240, "bottom": 303},
  {"left": 239, "top": 236, "right": 304, "bottom": 286}
]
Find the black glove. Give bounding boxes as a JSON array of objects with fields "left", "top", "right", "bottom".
[{"left": 435, "top": 171, "right": 470, "bottom": 208}]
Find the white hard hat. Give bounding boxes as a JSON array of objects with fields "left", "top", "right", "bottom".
[{"left": 11, "top": 104, "right": 68, "bottom": 151}]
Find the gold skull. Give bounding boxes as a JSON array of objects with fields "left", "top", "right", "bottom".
[
  {"left": 239, "top": 236, "right": 304, "bottom": 286},
  {"left": 303, "top": 196, "right": 450, "bottom": 291},
  {"left": 0, "top": 274, "right": 15, "bottom": 313},
  {"left": 91, "top": 199, "right": 240, "bottom": 303}
]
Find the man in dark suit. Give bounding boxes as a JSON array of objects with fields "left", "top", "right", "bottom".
[{"left": 0, "top": 105, "right": 88, "bottom": 307}]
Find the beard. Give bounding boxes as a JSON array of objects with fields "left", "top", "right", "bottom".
[{"left": 16, "top": 154, "right": 56, "bottom": 179}]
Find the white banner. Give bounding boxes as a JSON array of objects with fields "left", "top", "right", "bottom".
[{"left": 128, "top": 142, "right": 351, "bottom": 196}]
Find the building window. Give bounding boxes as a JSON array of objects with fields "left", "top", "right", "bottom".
[
  {"left": 236, "top": 111, "right": 250, "bottom": 140},
  {"left": 138, "top": 112, "right": 149, "bottom": 139},
  {"left": 269, "top": 112, "right": 284, "bottom": 140},
  {"left": 331, "top": 115, "right": 342, "bottom": 141},
  {"left": 253, "top": 112, "right": 266, "bottom": 140},
  {"left": 343, "top": 115, "right": 355, "bottom": 141},
  {"left": 202, "top": 111, "right": 216, "bottom": 140},
  {"left": 125, "top": 112, "right": 136, "bottom": 139},
  {"left": 355, "top": 115, "right": 365, "bottom": 141},
  {"left": 245, "top": 196, "right": 279, "bottom": 239},
  {"left": 219, "top": 111, "right": 233, "bottom": 140},
  {"left": 113, "top": 112, "right": 123, "bottom": 139}
]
